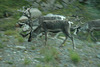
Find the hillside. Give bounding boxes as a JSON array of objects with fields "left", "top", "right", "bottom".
[{"left": 0, "top": 0, "right": 100, "bottom": 67}]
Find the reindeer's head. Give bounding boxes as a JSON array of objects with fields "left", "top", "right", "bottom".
[
  {"left": 79, "top": 23, "right": 89, "bottom": 33},
  {"left": 16, "top": 7, "right": 32, "bottom": 27},
  {"left": 16, "top": 7, "right": 33, "bottom": 36},
  {"left": 16, "top": 16, "right": 28, "bottom": 27},
  {"left": 70, "top": 15, "right": 85, "bottom": 35}
]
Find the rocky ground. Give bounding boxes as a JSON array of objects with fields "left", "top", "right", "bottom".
[{"left": 0, "top": 30, "right": 100, "bottom": 67}]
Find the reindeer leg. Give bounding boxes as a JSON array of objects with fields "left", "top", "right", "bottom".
[
  {"left": 74, "top": 29, "right": 77, "bottom": 35},
  {"left": 54, "top": 32, "right": 62, "bottom": 39},
  {"left": 90, "top": 31, "right": 97, "bottom": 41},
  {"left": 62, "top": 28, "right": 75, "bottom": 49},
  {"left": 44, "top": 31, "right": 47, "bottom": 46},
  {"left": 28, "top": 32, "right": 32, "bottom": 42},
  {"left": 59, "top": 29, "right": 68, "bottom": 47},
  {"left": 68, "top": 35, "right": 75, "bottom": 49},
  {"left": 20, "top": 32, "right": 29, "bottom": 37},
  {"left": 66, "top": 32, "right": 75, "bottom": 49},
  {"left": 60, "top": 37, "right": 67, "bottom": 47}
]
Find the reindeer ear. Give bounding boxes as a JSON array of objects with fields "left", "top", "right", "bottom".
[
  {"left": 28, "top": 39, "right": 31, "bottom": 42},
  {"left": 68, "top": 21, "right": 73, "bottom": 24}
]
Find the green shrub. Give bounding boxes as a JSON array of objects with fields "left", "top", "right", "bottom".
[
  {"left": 0, "top": 43, "right": 4, "bottom": 48},
  {"left": 24, "top": 57, "right": 31, "bottom": 65},
  {"left": 31, "top": 45, "right": 36, "bottom": 50},
  {"left": 36, "top": 64, "right": 43, "bottom": 67},
  {"left": 97, "top": 64, "right": 100, "bottom": 67},
  {"left": 0, "top": 18, "right": 18, "bottom": 30},
  {"left": 17, "top": 36, "right": 24, "bottom": 43},
  {"left": 5, "top": 61, "right": 13, "bottom": 65},
  {"left": 44, "top": 64, "right": 53, "bottom": 67},
  {"left": 40, "top": 46, "right": 59, "bottom": 63},
  {"left": 69, "top": 50, "right": 81, "bottom": 63},
  {"left": 36, "top": 63, "right": 53, "bottom": 67},
  {"left": 2, "top": 38, "right": 9, "bottom": 42},
  {"left": 87, "top": 34, "right": 92, "bottom": 42},
  {"left": 43, "top": 50, "right": 54, "bottom": 62},
  {"left": 0, "top": 33, "right": 2, "bottom": 37}
]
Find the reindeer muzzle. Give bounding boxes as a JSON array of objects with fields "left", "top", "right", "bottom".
[
  {"left": 15, "top": 23, "right": 20, "bottom": 27},
  {"left": 16, "top": 22, "right": 25, "bottom": 28}
]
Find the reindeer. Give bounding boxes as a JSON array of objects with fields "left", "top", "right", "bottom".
[
  {"left": 17, "top": 8, "right": 75, "bottom": 49},
  {"left": 76, "top": 19, "right": 100, "bottom": 41},
  {"left": 18, "top": 16, "right": 67, "bottom": 38},
  {"left": 17, "top": 7, "right": 68, "bottom": 38},
  {"left": 69, "top": 15, "right": 84, "bottom": 35},
  {"left": 28, "top": 20, "right": 75, "bottom": 49}
]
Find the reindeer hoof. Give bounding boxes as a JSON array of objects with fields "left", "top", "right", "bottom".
[
  {"left": 73, "top": 47, "right": 76, "bottom": 50},
  {"left": 74, "top": 47, "right": 77, "bottom": 49},
  {"left": 20, "top": 33, "right": 26, "bottom": 37},
  {"left": 22, "top": 35, "right": 26, "bottom": 37},
  {"left": 59, "top": 45, "right": 64, "bottom": 47},
  {"left": 28, "top": 39, "right": 31, "bottom": 42}
]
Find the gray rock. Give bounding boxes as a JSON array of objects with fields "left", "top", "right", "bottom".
[
  {"left": 36, "top": 0, "right": 41, "bottom": 3},
  {"left": 79, "top": 0, "right": 83, "bottom": 2},
  {"left": 26, "top": 0, "right": 35, "bottom": 2},
  {"left": 29, "top": 8, "right": 42, "bottom": 18},
  {"left": 15, "top": 46, "right": 26, "bottom": 50},
  {"left": 47, "top": 0, "right": 56, "bottom": 4},
  {"left": 97, "top": 54, "right": 100, "bottom": 59},
  {"left": 55, "top": 4, "right": 63, "bottom": 9},
  {"left": 62, "top": 0, "right": 69, "bottom": 4},
  {"left": 61, "top": 2, "right": 68, "bottom": 8},
  {"left": 19, "top": 16, "right": 28, "bottom": 21},
  {"left": 20, "top": 8, "right": 42, "bottom": 19},
  {"left": 96, "top": 42, "right": 100, "bottom": 45},
  {"left": 32, "top": 2, "right": 39, "bottom": 8},
  {"left": 41, "top": 2, "right": 47, "bottom": 7},
  {"left": 41, "top": 2, "right": 52, "bottom": 11}
]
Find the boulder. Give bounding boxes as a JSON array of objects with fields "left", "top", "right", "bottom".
[
  {"left": 36, "top": 0, "right": 41, "bottom": 3},
  {"left": 55, "top": 4, "right": 63, "bottom": 9},
  {"left": 41, "top": 2, "right": 52, "bottom": 11},
  {"left": 61, "top": 2, "right": 68, "bottom": 8},
  {"left": 25, "top": 8, "right": 42, "bottom": 18},
  {"left": 62, "top": 0, "right": 69, "bottom": 3},
  {"left": 46, "top": 0, "right": 56, "bottom": 4},
  {"left": 32, "top": 2, "right": 39, "bottom": 8},
  {"left": 15, "top": 46, "right": 26, "bottom": 50},
  {"left": 19, "top": 8, "right": 42, "bottom": 19}
]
